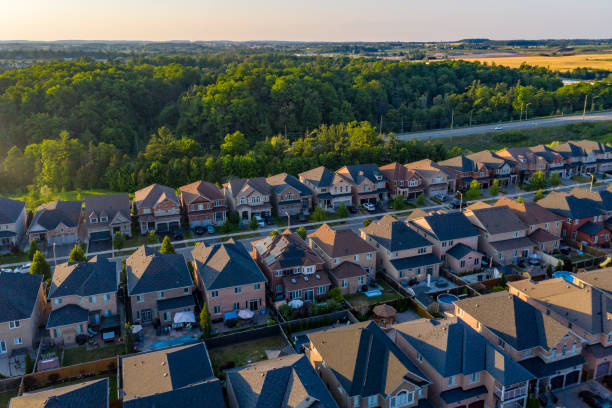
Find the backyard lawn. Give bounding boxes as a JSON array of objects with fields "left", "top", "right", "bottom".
[
  {"left": 208, "top": 336, "right": 288, "bottom": 377},
  {"left": 62, "top": 343, "right": 125, "bottom": 367},
  {"left": 344, "top": 280, "right": 401, "bottom": 308},
  {"left": 0, "top": 388, "right": 18, "bottom": 407}
]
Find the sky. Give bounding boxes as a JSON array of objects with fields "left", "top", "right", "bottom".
[{"left": 1, "top": 0, "right": 611, "bottom": 42}]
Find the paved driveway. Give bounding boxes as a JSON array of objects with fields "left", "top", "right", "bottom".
[
  {"left": 44, "top": 243, "right": 74, "bottom": 261},
  {"left": 87, "top": 240, "right": 112, "bottom": 254},
  {"left": 555, "top": 381, "right": 611, "bottom": 408}
]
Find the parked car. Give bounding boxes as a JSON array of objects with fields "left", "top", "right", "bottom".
[
  {"left": 171, "top": 228, "right": 183, "bottom": 240},
  {"left": 207, "top": 224, "right": 215, "bottom": 234},
  {"left": 579, "top": 390, "right": 608, "bottom": 408},
  {"left": 298, "top": 213, "right": 307, "bottom": 223},
  {"left": 450, "top": 199, "right": 461, "bottom": 209},
  {"left": 348, "top": 206, "right": 359, "bottom": 214},
  {"left": 194, "top": 226, "right": 205, "bottom": 236},
  {"left": 253, "top": 215, "right": 265, "bottom": 228},
  {"left": 363, "top": 202, "right": 376, "bottom": 212}
]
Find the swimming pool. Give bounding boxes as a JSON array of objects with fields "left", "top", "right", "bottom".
[
  {"left": 150, "top": 335, "right": 198, "bottom": 350},
  {"left": 552, "top": 271, "right": 575, "bottom": 283},
  {"left": 437, "top": 293, "right": 459, "bottom": 312},
  {"left": 364, "top": 289, "right": 382, "bottom": 298}
]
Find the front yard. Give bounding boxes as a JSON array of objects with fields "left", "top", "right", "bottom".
[
  {"left": 344, "top": 280, "right": 401, "bottom": 308},
  {"left": 62, "top": 344, "right": 126, "bottom": 367},
  {"left": 208, "top": 336, "right": 288, "bottom": 378}
]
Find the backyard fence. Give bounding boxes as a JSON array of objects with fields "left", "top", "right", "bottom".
[
  {"left": 0, "top": 377, "right": 21, "bottom": 394},
  {"left": 205, "top": 325, "right": 285, "bottom": 350}
]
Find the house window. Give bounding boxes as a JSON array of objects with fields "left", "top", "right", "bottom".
[
  {"left": 572, "top": 342, "right": 576, "bottom": 353},
  {"left": 104, "top": 310, "right": 111, "bottom": 317},
  {"left": 157, "top": 291, "right": 165, "bottom": 299},
  {"left": 366, "top": 253, "right": 372, "bottom": 260},
  {"left": 163, "top": 312, "right": 170, "bottom": 321},
  {"left": 469, "top": 372, "right": 480, "bottom": 384},
  {"left": 214, "top": 200, "right": 222, "bottom": 207},
  {"left": 211, "top": 290, "right": 218, "bottom": 298},
  {"left": 103, "top": 294, "right": 110, "bottom": 301},
  {"left": 418, "top": 247, "right": 426, "bottom": 254},
  {"left": 474, "top": 258, "right": 479, "bottom": 265},
  {"left": 76, "top": 324, "right": 83, "bottom": 334},
  {"left": 235, "top": 287, "right": 242, "bottom": 294},
  {"left": 353, "top": 396, "right": 359, "bottom": 407},
  {"left": 53, "top": 329, "right": 61, "bottom": 338},
  {"left": 14, "top": 337, "right": 23, "bottom": 345},
  {"left": 213, "top": 306, "right": 221, "bottom": 314},
  {"left": 555, "top": 221, "right": 560, "bottom": 228},
  {"left": 448, "top": 375, "right": 456, "bottom": 385},
  {"left": 551, "top": 348, "right": 556, "bottom": 358},
  {"left": 183, "top": 287, "right": 189, "bottom": 294},
  {"left": 513, "top": 231, "right": 520, "bottom": 238},
  {"left": 460, "top": 260, "right": 466, "bottom": 268},
  {"left": 198, "top": 204, "right": 204, "bottom": 210},
  {"left": 545, "top": 223, "right": 549, "bottom": 230},
  {"left": 498, "top": 339, "right": 505, "bottom": 348},
  {"left": 89, "top": 295, "right": 97, "bottom": 304},
  {"left": 136, "top": 295, "right": 144, "bottom": 303},
  {"left": 317, "top": 286, "right": 326, "bottom": 295},
  {"left": 354, "top": 255, "right": 360, "bottom": 262},
  {"left": 358, "top": 277, "right": 364, "bottom": 285},
  {"left": 90, "top": 217, "right": 98, "bottom": 224},
  {"left": 409, "top": 179, "right": 418, "bottom": 187},
  {"left": 240, "top": 197, "right": 246, "bottom": 205},
  {"left": 562, "top": 345, "right": 567, "bottom": 356},
  {"left": 100, "top": 217, "right": 108, "bottom": 223},
  {"left": 417, "top": 353, "right": 423, "bottom": 361},
  {"left": 53, "top": 298, "right": 62, "bottom": 305},
  {"left": 9, "top": 321, "right": 20, "bottom": 329},
  {"left": 254, "top": 283, "right": 261, "bottom": 290},
  {"left": 233, "top": 302, "right": 240, "bottom": 310},
  {"left": 334, "top": 258, "right": 339, "bottom": 265},
  {"left": 276, "top": 270, "right": 282, "bottom": 277},
  {"left": 342, "top": 280, "right": 348, "bottom": 288}
]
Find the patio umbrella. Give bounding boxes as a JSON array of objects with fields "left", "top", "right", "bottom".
[
  {"left": 238, "top": 309, "right": 255, "bottom": 319},
  {"left": 173, "top": 311, "right": 196, "bottom": 324},
  {"left": 288, "top": 299, "right": 304, "bottom": 309},
  {"left": 132, "top": 325, "right": 143, "bottom": 334}
]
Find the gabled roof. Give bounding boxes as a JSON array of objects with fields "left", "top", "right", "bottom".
[
  {"left": 466, "top": 150, "right": 515, "bottom": 169},
  {"left": 49, "top": 256, "right": 118, "bottom": 298},
  {"left": 309, "top": 224, "right": 374, "bottom": 258},
  {"left": 467, "top": 206, "right": 527, "bottom": 235},
  {"left": 123, "top": 381, "right": 223, "bottom": 408},
  {"left": 179, "top": 180, "right": 224, "bottom": 204},
  {"left": 330, "top": 261, "right": 368, "bottom": 280},
  {"left": 578, "top": 221, "right": 606, "bottom": 236},
  {"left": 126, "top": 246, "right": 193, "bottom": 295},
  {"left": 548, "top": 142, "right": 586, "bottom": 159},
  {"left": 405, "top": 159, "right": 453, "bottom": 179},
  {"left": 0, "top": 197, "right": 25, "bottom": 224},
  {"left": 266, "top": 173, "right": 312, "bottom": 196},
  {"left": 252, "top": 231, "right": 323, "bottom": 271},
  {"left": 573, "top": 268, "right": 612, "bottom": 294},
  {"left": 30, "top": 200, "right": 82, "bottom": 232},
  {"left": 455, "top": 292, "right": 571, "bottom": 351},
  {"left": 225, "top": 177, "right": 271, "bottom": 198},
  {"left": 529, "top": 144, "right": 561, "bottom": 162},
  {"left": 538, "top": 191, "right": 604, "bottom": 219},
  {"left": 134, "top": 184, "right": 180, "bottom": 209},
  {"left": 192, "top": 239, "right": 267, "bottom": 290},
  {"left": 226, "top": 354, "right": 339, "bottom": 408},
  {"left": 308, "top": 321, "right": 430, "bottom": 397},
  {"left": 408, "top": 211, "right": 479, "bottom": 242},
  {"left": 362, "top": 215, "right": 431, "bottom": 251},
  {"left": 494, "top": 197, "right": 563, "bottom": 226},
  {"left": 46, "top": 304, "right": 89, "bottom": 329},
  {"left": 336, "top": 163, "right": 386, "bottom": 185},
  {"left": 390, "top": 253, "right": 441, "bottom": 271},
  {"left": 528, "top": 228, "right": 559, "bottom": 244},
  {"left": 438, "top": 155, "right": 477, "bottom": 173},
  {"left": 0, "top": 273, "right": 42, "bottom": 323},
  {"left": 394, "top": 318, "right": 533, "bottom": 386},
  {"left": 446, "top": 243, "right": 479, "bottom": 260},
  {"left": 122, "top": 342, "right": 219, "bottom": 404},
  {"left": 84, "top": 194, "right": 130, "bottom": 226},
  {"left": 569, "top": 187, "right": 612, "bottom": 212},
  {"left": 379, "top": 162, "right": 420, "bottom": 183},
  {"left": 299, "top": 166, "right": 351, "bottom": 188},
  {"left": 9, "top": 378, "right": 108, "bottom": 408},
  {"left": 570, "top": 140, "right": 612, "bottom": 155}
]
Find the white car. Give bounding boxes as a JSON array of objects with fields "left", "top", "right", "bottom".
[
  {"left": 363, "top": 202, "right": 376, "bottom": 212},
  {"left": 493, "top": 126, "right": 504, "bottom": 131}
]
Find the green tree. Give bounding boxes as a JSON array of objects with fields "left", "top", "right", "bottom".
[
  {"left": 489, "top": 179, "right": 500, "bottom": 196},
  {"left": 464, "top": 180, "right": 482, "bottom": 201},
  {"left": 221, "top": 131, "right": 249, "bottom": 156},
  {"left": 113, "top": 232, "right": 125, "bottom": 250},
  {"left": 249, "top": 216, "right": 259, "bottom": 231},
  {"left": 546, "top": 264, "right": 553, "bottom": 278},
  {"left": 27, "top": 240, "right": 39, "bottom": 261},
  {"left": 336, "top": 203, "right": 350, "bottom": 218},
  {"left": 270, "top": 229, "right": 279, "bottom": 237},
  {"left": 296, "top": 226, "right": 307, "bottom": 240},
  {"left": 528, "top": 170, "right": 547, "bottom": 190},
  {"left": 200, "top": 302, "right": 211, "bottom": 338},
  {"left": 145, "top": 230, "right": 157, "bottom": 245},
  {"left": 310, "top": 206, "right": 328, "bottom": 222},
  {"left": 363, "top": 219, "right": 372, "bottom": 227},
  {"left": 517, "top": 196, "right": 525, "bottom": 204},
  {"left": 498, "top": 273, "right": 507, "bottom": 288},
  {"left": 30, "top": 250, "right": 51, "bottom": 281},
  {"left": 534, "top": 189, "right": 544, "bottom": 201},
  {"left": 416, "top": 193, "right": 426, "bottom": 206},
  {"left": 329, "top": 287, "right": 344, "bottom": 302},
  {"left": 124, "top": 323, "right": 135, "bottom": 354},
  {"left": 549, "top": 172, "right": 561, "bottom": 187},
  {"left": 160, "top": 236, "right": 175, "bottom": 254},
  {"left": 68, "top": 244, "right": 86, "bottom": 262},
  {"left": 391, "top": 195, "right": 407, "bottom": 210},
  {"left": 120, "top": 259, "right": 127, "bottom": 287}
]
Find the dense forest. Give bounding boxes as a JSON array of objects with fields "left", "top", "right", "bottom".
[{"left": 1, "top": 54, "right": 611, "bottom": 199}]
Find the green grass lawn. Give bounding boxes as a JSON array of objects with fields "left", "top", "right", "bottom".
[
  {"left": 121, "top": 234, "right": 151, "bottom": 249},
  {"left": 0, "top": 388, "right": 18, "bottom": 407},
  {"left": 208, "top": 336, "right": 288, "bottom": 377},
  {"left": 62, "top": 343, "right": 125, "bottom": 367},
  {"left": 0, "top": 251, "right": 29, "bottom": 265},
  {"left": 345, "top": 280, "right": 401, "bottom": 308}
]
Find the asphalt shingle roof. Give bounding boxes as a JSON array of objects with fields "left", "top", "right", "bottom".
[
  {"left": 30, "top": 200, "right": 82, "bottom": 231},
  {"left": 337, "top": 163, "right": 386, "bottom": 185},
  {"left": 362, "top": 215, "right": 431, "bottom": 251},
  {"left": 9, "top": 378, "right": 109, "bottom": 408},
  {"left": 0, "top": 273, "right": 42, "bottom": 323},
  {"left": 409, "top": 212, "right": 479, "bottom": 241},
  {"left": 49, "top": 257, "right": 118, "bottom": 298},
  {"left": 307, "top": 321, "right": 430, "bottom": 397},
  {"left": 440, "top": 386, "right": 488, "bottom": 405},
  {"left": 252, "top": 231, "right": 323, "bottom": 271},
  {"left": 134, "top": 184, "right": 180, "bottom": 209},
  {"left": 0, "top": 197, "right": 24, "bottom": 224},
  {"left": 538, "top": 191, "right": 604, "bottom": 219},
  {"left": 84, "top": 194, "right": 131, "bottom": 227},
  {"left": 390, "top": 253, "right": 441, "bottom": 270},
  {"left": 157, "top": 295, "right": 195, "bottom": 312},
  {"left": 266, "top": 173, "right": 312, "bottom": 196},
  {"left": 394, "top": 318, "right": 533, "bottom": 387},
  {"left": 126, "top": 246, "right": 193, "bottom": 296},
  {"left": 226, "top": 354, "right": 339, "bottom": 408},
  {"left": 309, "top": 224, "right": 375, "bottom": 258},
  {"left": 520, "top": 355, "right": 585, "bottom": 378},
  {"left": 468, "top": 206, "right": 527, "bottom": 235},
  {"left": 446, "top": 243, "right": 478, "bottom": 260},
  {"left": 192, "top": 239, "right": 267, "bottom": 290},
  {"left": 578, "top": 221, "right": 606, "bottom": 235},
  {"left": 179, "top": 180, "right": 224, "bottom": 204},
  {"left": 46, "top": 304, "right": 89, "bottom": 329},
  {"left": 329, "top": 261, "right": 368, "bottom": 280},
  {"left": 122, "top": 381, "right": 223, "bottom": 408}
]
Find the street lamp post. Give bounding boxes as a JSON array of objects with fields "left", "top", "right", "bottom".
[
  {"left": 458, "top": 191, "right": 464, "bottom": 212},
  {"left": 285, "top": 211, "right": 290, "bottom": 228},
  {"left": 587, "top": 172, "right": 594, "bottom": 191}
]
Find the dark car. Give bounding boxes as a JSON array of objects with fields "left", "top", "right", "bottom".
[
  {"left": 298, "top": 213, "right": 307, "bottom": 223},
  {"left": 194, "top": 226, "right": 205, "bottom": 236},
  {"left": 171, "top": 228, "right": 183, "bottom": 240},
  {"left": 579, "top": 390, "right": 607, "bottom": 408},
  {"left": 450, "top": 199, "right": 461, "bottom": 209},
  {"left": 348, "top": 206, "right": 358, "bottom": 214},
  {"left": 207, "top": 224, "right": 215, "bottom": 234}
]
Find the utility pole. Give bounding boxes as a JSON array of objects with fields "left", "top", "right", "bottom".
[{"left": 583, "top": 94, "right": 588, "bottom": 119}]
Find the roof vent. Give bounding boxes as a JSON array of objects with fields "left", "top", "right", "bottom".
[
  {"left": 316, "top": 274, "right": 321, "bottom": 280},
  {"left": 161, "top": 361, "right": 165, "bottom": 366},
  {"left": 163, "top": 373, "right": 168, "bottom": 377},
  {"left": 291, "top": 278, "right": 297, "bottom": 284}
]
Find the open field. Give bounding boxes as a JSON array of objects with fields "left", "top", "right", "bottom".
[
  {"left": 458, "top": 53, "right": 612, "bottom": 71},
  {"left": 8, "top": 189, "right": 126, "bottom": 210}
]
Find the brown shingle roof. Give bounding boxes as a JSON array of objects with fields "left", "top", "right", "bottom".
[
  {"left": 468, "top": 205, "right": 527, "bottom": 235},
  {"left": 528, "top": 228, "right": 559, "bottom": 244},
  {"left": 252, "top": 231, "right": 323, "bottom": 271},
  {"left": 379, "top": 162, "right": 419, "bottom": 183},
  {"left": 495, "top": 197, "right": 563, "bottom": 226},
  {"left": 329, "top": 261, "right": 368, "bottom": 280},
  {"left": 134, "top": 184, "right": 179, "bottom": 209},
  {"left": 179, "top": 180, "right": 223, "bottom": 204},
  {"left": 282, "top": 272, "right": 331, "bottom": 291},
  {"left": 308, "top": 224, "right": 374, "bottom": 257}
]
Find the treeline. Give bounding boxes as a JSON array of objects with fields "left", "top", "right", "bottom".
[
  {"left": 0, "top": 122, "right": 449, "bottom": 195},
  {"left": 1, "top": 54, "right": 598, "bottom": 160}
]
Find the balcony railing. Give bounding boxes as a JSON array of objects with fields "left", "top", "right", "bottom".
[{"left": 494, "top": 385, "right": 528, "bottom": 401}]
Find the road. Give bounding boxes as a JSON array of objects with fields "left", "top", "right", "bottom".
[{"left": 396, "top": 110, "right": 612, "bottom": 141}]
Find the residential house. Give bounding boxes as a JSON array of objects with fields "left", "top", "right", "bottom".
[
  {"left": 126, "top": 246, "right": 195, "bottom": 325},
  {"left": 27, "top": 200, "right": 82, "bottom": 246},
  {"left": 407, "top": 211, "right": 482, "bottom": 274},
  {"left": 361, "top": 215, "right": 441, "bottom": 284},
  {"left": 226, "top": 354, "right": 339, "bottom": 408},
  {"left": 537, "top": 189, "right": 610, "bottom": 246},
  {"left": 306, "top": 321, "right": 431, "bottom": 408},
  {"left": 9, "top": 378, "right": 109, "bottom": 408},
  {"left": 405, "top": 159, "right": 455, "bottom": 199},
  {"left": 83, "top": 194, "right": 132, "bottom": 242},
  {"left": 120, "top": 342, "right": 223, "bottom": 408},
  {"left": 465, "top": 205, "right": 533, "bottom": 265},
  {"left": 496, "top": 147, "right": 552, "bottom": 183},
  {"left": 335, "top": 163, "right": 388, "bottom": 205},
  {"left": 439, "top": 150, "right": 517, "bottom": 191},
  {"left": 298, "top": 166, "right": 354, "bottom": 211},
  {"left": 494, "top": 197, "right": 563, "bottom": 253},
  {"left": 134, "top": 184, "right": 181, "bottom": 234},
  {"left": 571, "top": 139, "right": 612, "bottom": 174},
  {"left": 0, "top": 198, "right": 26, "bottom": 252},
  {"left": 179, "top": 180, "right": 226, "bottom": 227},
  {"left": 529, "top": 145, "right": 567, "bottom": 178},
  {"left": 328, "top": 261, "right": 370, "bottom": 296},
  {"left": 379, "top": 162, "right": 424, "bottom": 199},
  {"left": 47, "top": 257, "right": 119, "bottom": 345},
  {"left": 224, "top": 177, "right": 272, "bottom": 221},
  {"left": 308, "top": 223, "right": 376, "bottom": 283},
  {"left": 508, "top": 276, "right": 612, "bottom": 378},
  {"left": 455, "top": 292, "right": 584, "bottom": 394},
  {"left": 266, "top": 172, "right": 313, "bottom": 217},
  {"left": 251, "top": 230, "right": 327, "bottom": 302},
  {"left": 192, "top": 239, "right": 267, "bottom": 321},
  {"left": 0, "top": 273, "right": 45, "bottom": 356},
  {"left": 394, "top": 317, "right": 533, "bottom": 408}
]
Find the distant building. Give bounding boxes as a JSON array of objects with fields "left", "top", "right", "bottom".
[
  {"left": 27, "top": 200, "right": 82, "bottom": 246},
  {"left": 179, "top": 180, "right": 226, "bottom": 227},
  {"left": 134, "top": 184, "right": 181, "bottom": 234},
  {"left": 0, "top": 197, "right": 26, "bottom": 252},
  {"left": 299, "top": 166, "right": 354, "bottom": 211}
]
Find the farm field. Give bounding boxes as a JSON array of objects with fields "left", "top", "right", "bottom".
[{"left": 459, "top": 53, "right": 612, "bottom": 71}]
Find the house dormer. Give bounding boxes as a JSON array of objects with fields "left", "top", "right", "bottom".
[{"left": 89, "top": 212, "right": 98, "bottom": 224}]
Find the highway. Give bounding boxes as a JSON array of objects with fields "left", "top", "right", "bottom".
[{"left": 396, "top": 110, "right": 612, "bottom": 141}]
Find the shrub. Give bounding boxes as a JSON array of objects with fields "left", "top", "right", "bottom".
[
  {"left": 329, "top": 287, "right": 343, "bottom": 302},
  {"left": 416, "top": 193, "right": 426, "bottom": 206},
  {"left": 296, "top": 226, "right": 307, "bottom": 240},
  {"left": 336, "top": 203, "right": 350, "bottom": 218},
  {"left": 363, "top": 219, "right": 372, "bottom": 227},
  {"left": 113, "top": 232, "right": 125, "bottom": 250}
]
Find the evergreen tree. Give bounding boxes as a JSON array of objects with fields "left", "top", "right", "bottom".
[
  {"left": 160, "top": 236, "right": 175, "bottom": 254},
  {"left": 200, "top": 302, "right": 211, "bottom": 338},
  {"left": 296, "top": 227, "right": 307, "bottom": 240},
  {"left": 30, "top": 250, "right": 51, "bottom": 281},
  {"left": 27, "top": 240, "right": 39, "bottom": 261},
  {"left": 68, "top": 244, "right": 86, "bottom": 262},
  {"left": 124, "top": 323, "right": 135, "bottom": 354}
]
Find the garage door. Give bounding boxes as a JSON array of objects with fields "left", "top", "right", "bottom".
[
  {"left": 169, "top": 221, "right": 180, "bottom": 230},
  {"left": 157, "top": 223, "right": 169, "bottom": 233},
  {"left": 565, "top": 371, "right": 580, "bottom": 386},
  {"left": 550, "top": 375, "right": 564, "bottom": 390},
  {"left": 596, "top": 362, "right": 610, "bottom": 378},
  {"left": 190, "top": 219, "right": 202, "bottom": 227},
  {"left": 468, "top": 401, "right": 484, "bottom": 408},
  {"left": 89, "top": 231, "right": 111, "bottom": 242}
]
